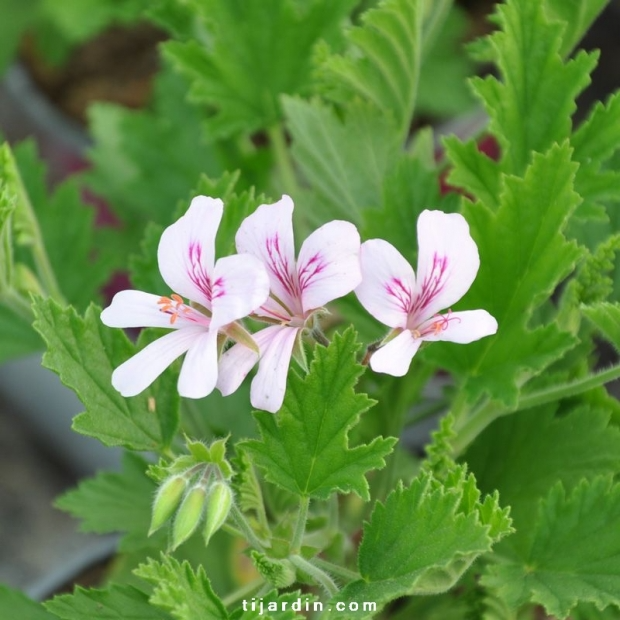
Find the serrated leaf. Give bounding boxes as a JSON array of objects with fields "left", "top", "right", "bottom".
[
  {"left": 465, "top": 404, "right": 620, "bottom": 550},
  {"left": 32, "top": 297, "right": 179, "bottom": 451},
  {"left": 55, "top": 453, "right": 160, "bottom": 552},
  {"left": 483, "top": 477, "right": 620, "bottom": 619},
  {"left": 283, "top": 97, "right": 400, "bottom": 226},
  {"left": 470, "top": 0, "right": 597, "bottom": 176},
  {"left": 320, "top": 0, "right": 423, "bottom": 138},
  {"left": 241, "top": 328, "right": 395, "bottom": 500},
  {"left": 45, "top": 584, "right": 170, "bottom": 620},
  {"left": 428, "top": 143, "right": 583, "bottom": 406},
  {"left": 0, "top": 585, "right": 55, "bottom": 620},
  {"left": 135, "top": 555, "right": 228, "bottom": 620},
  {"left": 323, "top": 467, "right": 512, "bottom": 618},
  {"left": 163, "top": 0, "right": 355, "bottom": 139},
  {"left": 583, "top": 302, "right": 620, "bottom": 352}
]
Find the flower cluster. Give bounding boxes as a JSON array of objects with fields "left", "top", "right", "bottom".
[{"left": 102, "top": 195, "right": 497, "bottom": 413}]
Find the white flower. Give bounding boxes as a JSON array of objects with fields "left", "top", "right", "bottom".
[
  {"left": 101, "top": 196, "right": 270, "bottom": 398},
  {"left": 355, "top": 209, "right": 497, "bottom": 376},
  {"left": 216, "top": 195, "right": 361, "bottom": 413}
]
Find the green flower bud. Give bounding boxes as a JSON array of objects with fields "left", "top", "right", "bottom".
[
  {"left": 250, "top": 551, "right": 296, "bottom": 588},
  {"left": 149, "top": 474, "right": 188, "bottom": 536},
  {"left": 202, "top": 481, "right": 233, "bottom": 545},
  {"left": 171, "top": 484, "right": 207, "bottom": 550}
]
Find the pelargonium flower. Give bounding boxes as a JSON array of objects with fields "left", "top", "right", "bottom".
[
  {"left": 101, "top": 196, "right": 270, "bottom": 399},
  {"left": 216, "top": 195, "right": 361, "bottom": 413},
  {"left": 356, "top": 209, "right": 497, "bottom": 376}
]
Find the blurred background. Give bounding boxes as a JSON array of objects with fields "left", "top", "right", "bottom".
[{"left": 0, "top": 0, "right": 619, "bottom": 599}]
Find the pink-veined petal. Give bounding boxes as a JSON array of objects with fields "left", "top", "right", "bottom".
[
  {"left": 101, "top": 290, "right": 180, "bottom": 329},
  {"left": 235, "top": 195, "right": 301, "bottom": 315},
  {"left": 412, "top": 210, "right": 479, "bottom": 321},
  {"left": 216, "top": 342, "right": 259, "bottom": 396},
  {"left": 297, "top": 220, "right": 361, "bottom": 312},
  {"left": 370, "top": 330, "right": 421, "bottom": 376},
  {"left": 250, "top": 325, "right": 299, "bottom": 413},
  {"left": 158, "top": 196, "right": 223, "bottom": 308},
  {"left": 355, "top": 239, "right": 415, "bottom": 329},
  {"left": 210, "top": 254, "right": 270, "bottom": 330},
  {"left": 418, "top": 309, "right": 498, "bottom": 344},
  {"left": 177, "top": 329, "right": 219, "bottom": 398},
  {"left": 111, "top": 326, "right": 205, "bottom": 397}
]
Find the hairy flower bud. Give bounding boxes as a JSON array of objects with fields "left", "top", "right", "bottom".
[
  {"left": 171, "top": 484, "right": 207, "bottom": 550},
  {"left": 250, "top": 551, "right": 296, "bottom": 588},
  {"left": 202, "top": 481, "right": 233, "bottom": 545},
  {"left": 149, "top": 474, "right": 188, "bottom": 536}
]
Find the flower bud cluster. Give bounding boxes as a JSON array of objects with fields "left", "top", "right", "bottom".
[{"left": 148, "top": 437, "right": 234, "bottom": 550}]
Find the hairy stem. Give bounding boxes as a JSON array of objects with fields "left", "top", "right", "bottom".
[
  {"left": 290, "top": 555, "right": 338, "bottom": 597},
  {"left": 291, "top": 495, "right": 310, "bottom": 554},
  {"left": 230, "top": 503, "right": 267, "bottom": 552},
  {"left": 312, "top": 557, "right": 360, "bottom": 583}
]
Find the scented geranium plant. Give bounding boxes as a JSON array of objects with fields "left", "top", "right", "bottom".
[{"left": 3, "top": 0, "right": 620, "bottom": 618}]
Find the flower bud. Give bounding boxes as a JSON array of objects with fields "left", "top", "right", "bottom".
[
  {"left": 171, "top": 484, "right": 207, "bottom": 550},
  {"left": 202, "top": 481, "right": 233, "bottom": 545},
  {"left": 250, "top": 551, "right": 296, "bottom": 588},
  {"left": 149, "top": 474, "right": 188, "bottom": 536}
]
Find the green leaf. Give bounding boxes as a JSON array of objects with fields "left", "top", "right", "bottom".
[
  {"left": 241, "top": 328, "right": 396, "bottom": 500},
  {"left": 465, "top": 404, "right": 620, "bottom": 548},
  {"left": 324, "top": 466, "right": 512, "bottom": 618},
  {"left": 55, "top": 453, "right": 160, "bottom": 552},
  {"left": 13, "top": 142, "right": 117, "bottom": 309},
  {"left": 483, "top": 477, "right": 620, "bottom": 619},
  {"left": 0, "top": 585, "right": 55, "bottom": 620},
  {"left": 283, "top": 97, "right": 400, "bottom": 226},
  {"left": 319, "top": 0, "right": 423, "bottom": 138},
  {"left": 32, "top": 297, "right": 179, "bottom": 451},
  {"left": 85, "top": 66, "right": 221, "bottom": 234},
  {"left": 470, "top": 0, "right": 597, "bottom": 176},
  {"left": 428, "top": 143, "right": 583, "bottom": 406},
  {"left": 135, "top": 555, "right": 228, "bottom": 620},
  {"left": 45, "top": 585, "right": 171, "bottom": 620},
  {"left": 163, "top": 0, "right": 355, "bottom": 139},
  {"left": 583, "top": 302, "right": 620, "bottom": 352}
]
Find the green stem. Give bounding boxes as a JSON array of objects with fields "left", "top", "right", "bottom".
[
  {"left": 230, "top": 503, "right": 267, "bottom": 552},
  {"left": 452, "top": 362, "right": 620, "bottom": 455},
  {"left": 222, "top": 577, "right": 264, "bottom": 608},
  {"left": 312, "top": 557, "right": 359, "bottom": 583},
  {"left": 0, "top": 289, "right": 34, "bottom": 318},
  {"left": 268, "top": 124, "right": 299, "bottom": 197},
  {"left": 291, "top": 495, "right": 310, "bottom": 554},
  {"left": 290, "top": 555, "right": 338, "bottom": 597}
]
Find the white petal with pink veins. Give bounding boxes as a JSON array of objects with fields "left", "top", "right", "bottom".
[
  {"left": 216, "top": 342, "right": 260, "bottom": 396},
  {"left": 370, "top": 330, "right": 422, "bottom": 376},
  {"left": 418, "top": 309, "right": 498, "bottom": 344},
  {"left": 111, "top": 325, "right": 206, "bottom": 397},
  {"left": 250, "top": 325, "right": 300, "bottom": 413},
  {"left": 209, "top": 254, "right": 270, "bottom": 330},
  {"left": 412, "top": 210, "right": 480, "bottom": 321},
  {"left": 101, "top": 290, "right": 180, "bottom": 329},
  {"left": 177, "top": 329, "right": 219, "bottom": 398},
  {"left": 355, "top": 239, "right": 415, "bottom": 329},
  {"left": 297, "top": 220, "right": 361, "bottom": 312},
  {"left": 235, "top": 196, "right": 300, "bottom": 315},
  {"left": 158, "top": 196, "right": 223, "bottom": 308}
]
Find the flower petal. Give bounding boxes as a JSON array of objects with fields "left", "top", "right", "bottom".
[
  {"left": 355, "top": 239, "right": 415, "bottom": 329},
  {"left": 412, "top": 210, "right": 480, "bottom": 321},
  {"left": 111, "top": 326, "right": 205, "bottom": 397},
  {"left": 250, "top": 325, "right": 299, "bottom": 413},
  {"left": 297, "top": 220, "right": 361, "bottom": 311},
  {"left": 216, "top": 342, "right": 259, "bottom": 396},
  {"left": 419, "top": 309, "right": 498, "bottom": 344},
  {"left": 177, "top": 329, "right": 219, "bottom": 398},
  {"left": 158, "top": 196, "right": 223, "bottom": 307},
  {"left": 235, "top": 195, "right": 300, "bottom": 315},
  {"left": 370, "top": 330, "right": 421, "bottom": 376},
  {"left": 210, "top": 254, "right": 270, "bottom": 330},
  {"left": 101, "top": 290, "right": 180, "bottom": 329}
]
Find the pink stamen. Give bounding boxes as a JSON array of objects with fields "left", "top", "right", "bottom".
[{"left": 158, "top": 294, "right": 192, "bottom": 325}]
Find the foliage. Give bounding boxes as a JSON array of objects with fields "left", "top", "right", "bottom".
[{"left": 1, "top": 0, "right": 620, "bottom": 618}]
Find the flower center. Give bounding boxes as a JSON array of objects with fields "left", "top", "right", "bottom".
[
  {"left": 412, "top": 310, "right": 460, "bottom": 339},
  {"left": 158, "top": 294, "right": 192, "bottom": 325}
]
